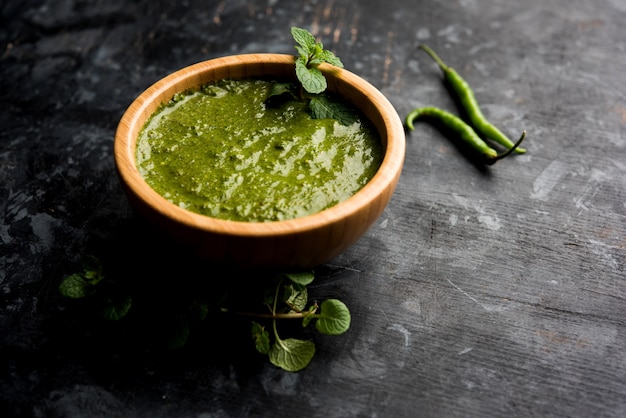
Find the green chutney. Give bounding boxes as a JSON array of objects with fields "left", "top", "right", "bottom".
[{"left": 136, "top": 78, "right": 383, "bottom": 222}]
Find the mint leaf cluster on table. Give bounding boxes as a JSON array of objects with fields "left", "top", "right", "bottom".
[
  {"left": 59, "top": 258, "right": 351, "bottom": 372},
  {"left": 248, "top": 272, "right": 351, "bottom": 372},
  {"left": 58, "top": 255, "right": 131, "bottom": 321},
  {"left": 267, "top": 27, "right": 356, "bottom": 126}
]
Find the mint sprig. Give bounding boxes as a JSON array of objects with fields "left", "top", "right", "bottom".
[
  {"left": 267, "top": 27, "right": 354, "bottom": 125},
  {"left": 291, "top": 26, "right": 343, "bottom": 95},
  {"left": 58, "top": 255, "right": 132, "bottom": 321},
  {"left": 248, "top": 271, "right": 351, "bottom": 371},
  {"left": 58, "top": 255, "right": 104, "bottom": 299},
  {"left": 59, "top": 256, "right": 351, "bottom": 372}
]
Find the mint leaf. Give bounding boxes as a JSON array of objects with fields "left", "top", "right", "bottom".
[
  {"left": 59, "top": 273, "right": 91, "bottom": 299},
  {"left": 314, "top": 42, "right": 324, "bottom": 55},
  {"left": 165, "top": 316, "right": 190, "bottom": 349},
  {"left": 269, "top": 338, "right": 315, "bottom": 372},
  {"left": 295, "top": 45, "right": 309, "bottom": 61},
  {"left": 283, "top": 271, "right": 315, "bottom": 286},
  {"left": 251, "top": 321, "right": 271, "bottom": 354},
  {"left": 261, "top": 286, "right": 276, "bottom": 306},
  {"left": 290, "top": 26, "right": 349, "bottom": 126},
  {"left": 291, "top": 27, "right": 316, "bottom": 52},
  {"left": 81, "top": 255, "right": 103, "bottom": 284},
  {"left": 309, "top": 95, "right": 357, "bottom": 125},
  {"left": 188, "top": 301, "right": 209, "bottom": 322},
  {"left": 266, "top": 82, "right": 298, "bottom": 106},
  {"left": 315, "top": 299, "right": 351, "bottom": 335},
  {"left": 302, "top": 304, "right": 318, "bottom": 328},
  {"left": 320, "top": 49, "right": 343, "bottom": 68},
  {"left": 284, "top": 284, "right": 308, "bottom": 312},
  {"left": 267, "top": 82, "right": 296, "bottom": 99},
  {"left": 59, "top": 255, "right": 106, "bottom": 299},
  {"left": 101, "top": 295, "right": 132, "bottom": 321},
  {"left": 295, "top": 59, "right": 326, "bottom": 94}
]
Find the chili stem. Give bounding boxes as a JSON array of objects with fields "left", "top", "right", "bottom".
[{"left": 488, "top": 130, "right": 527, "bottom": 164}]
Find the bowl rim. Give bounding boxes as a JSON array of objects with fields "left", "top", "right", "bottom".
[{"left": 114, "top": 53, "right": 405, "bottom": 238}]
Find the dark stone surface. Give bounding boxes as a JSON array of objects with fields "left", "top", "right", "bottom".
[{"left": 1, "top": 0, "right": 625, "bottom": 417}]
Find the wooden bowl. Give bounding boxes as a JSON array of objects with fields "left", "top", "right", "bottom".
[{"left": 114, "top": 54, "right": 405, "bottom": 269}]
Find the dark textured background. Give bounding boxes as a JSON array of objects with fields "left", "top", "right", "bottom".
[{"left": 1, "top": 0, "right": 625, "bottom": 417}]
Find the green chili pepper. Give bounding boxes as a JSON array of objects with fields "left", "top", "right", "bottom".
[
  {"left": 418, "top": 44, "right": 527, "bottom": 154},
  {"left": 405, "top": 106, "right": 526, "bottom": 165}
]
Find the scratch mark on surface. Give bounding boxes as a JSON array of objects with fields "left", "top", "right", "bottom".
[
  {"left": 530, "top": 160, "right": 567, "bottom": 201},
  {"left": 582, "top": 287, "right": 626, "bottom": 301},
  {"left": 609, "top": 158, "right": 626, "bottom": 171},
  {"left": 452, "top": 194, "right": 502, "bottom": 230},
  {"left": 384, "top": 319, "right": 419, "bottom": 368},
  {"left": 447, "top": 279, "right": 481, "bottom": 305},
  {"left": 587, "top": 239, "right": 620, "bottom": 271},
  {"left": 325, "top": 260, "right": 361, "bottom": 273},
  {"left": 574, "top": 168, "right": 608, "bottom": 213},
  {"left": 387, "top": 324, "right": 411, "bottom": 347},
  {"left": 447, "top": 279, "right": 505, "bottom": 312}
]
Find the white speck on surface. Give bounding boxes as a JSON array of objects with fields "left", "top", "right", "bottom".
[
  {"left": 453, "top": 193, "right": 470, "bottom": 209},
  {"left": 407, "top": 59, "right": 420, "bottom": 73},
  {"left": 449, "top": 213, "right": 458, "bottom": 226},
  {"left": 458, "top": 347, "right": 473, "bottom": 355},
  {"left": 453, "top": 194, "right": 502, "bottom": 230},
  {"left": 458, "top": 0, "right": 477, "bottom": 8},
  {"left": 401, "top": 299, "right": 421, "bottom": 315},
  {"left": 473, "top": 61, "right": 490, "bottom": 77},
  {"left": 477, "top": 214, "right": 502, "bottom": 231},
  {"left": 436, "top": 25, "right": 472, "bottom": 44},
  {"left": 530, "top": 160, "right": 567, "bottom": 201},
  {"left": 587, "top": 239, "right": 620, "bottom": 271},
  {"left": 415, "top": 27, "right": 430, "bottom": 40}
]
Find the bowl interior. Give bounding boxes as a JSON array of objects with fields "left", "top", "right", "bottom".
[{"left": 114, "top": 53, "right": 405, "bottom": 238}]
